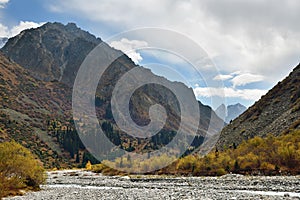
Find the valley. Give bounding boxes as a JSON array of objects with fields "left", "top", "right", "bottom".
[{"left": 0, "top": 21, "right": 299, "bottom": 199}]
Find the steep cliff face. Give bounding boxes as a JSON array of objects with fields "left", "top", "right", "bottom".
[{"left": 217, "top": 64, "right": 300, "bottom": 148}]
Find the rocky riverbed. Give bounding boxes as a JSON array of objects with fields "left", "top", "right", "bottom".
[{"left": 5, "top": 170, "right": 300, "bottom": 200}]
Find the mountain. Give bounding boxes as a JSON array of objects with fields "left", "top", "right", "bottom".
[
  {"left": 217, "top": 64, "right": 300, "bottom": 148},
  {"left": 1, "top": 22, "right": 224, "bottom": 167},
  {"left": 227, "top": 103, "right": 247, "bottom": 123},
  {"left": 2, "top": 22, "right": 101, "bottom": 86},
  {"left": 215, "top": 103, "right": 247, "bottom": 123}
]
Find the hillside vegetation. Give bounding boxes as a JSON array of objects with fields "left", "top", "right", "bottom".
[
  {"left": 0, "top": 52, "right": 73, "bottom": 169},
  {"left": 174, "top": 129, "right": 300, "bottom": 176},
  {"left": 91, "top": 129, "right": 300, "bottom": 176},
  {"left": 0, "top": 141, "right": 45, "bottom": 198}
]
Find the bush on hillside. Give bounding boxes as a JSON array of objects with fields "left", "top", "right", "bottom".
[{"left": 0, "top": 141, "right": 45, "bottom": 198}]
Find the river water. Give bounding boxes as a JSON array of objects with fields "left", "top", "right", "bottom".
[{"left": 5, "top": 170, "right": 300, "bottom": 200}]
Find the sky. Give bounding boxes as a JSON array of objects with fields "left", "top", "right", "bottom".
[{"left": 0, "top": 0, "right": 300, "bottom": 109}]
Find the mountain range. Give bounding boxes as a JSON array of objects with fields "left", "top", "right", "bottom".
[
  {"left": 0, "top": 22, "right": 299, "bottom": 168},
  {"left": 215, "top": 103, "right": 247, "bottom": 124},
  {"left": 0, "top": 22, "right": 224, "bottom": 168}
]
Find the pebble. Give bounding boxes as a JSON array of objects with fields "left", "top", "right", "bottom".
[{"left": 4, "top": 170, "right": 300, "bottom": 200}]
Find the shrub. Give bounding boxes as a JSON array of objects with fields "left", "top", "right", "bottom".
[
  {"left": 216, "top": 168, "right": 226, "bottom": 176},
  {"left": 0, "top": 141, "right": 45, "bottom": 198}
]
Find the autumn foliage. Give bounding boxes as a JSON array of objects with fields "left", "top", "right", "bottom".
[
  {"left": 0, "top": 141, "right": 46, "bottom": 198},
  {"left": 90, "top": 130, "right": 300, "bottom": 176},
  {"left": 174, "top": 129, "right": 300, "bottom": 176}
]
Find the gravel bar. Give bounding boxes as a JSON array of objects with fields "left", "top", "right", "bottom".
[{"left": 5, "top": 170, "right": 300, "bottom": 200}]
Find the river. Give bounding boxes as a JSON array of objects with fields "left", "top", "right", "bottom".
[{"left": 5, "top": 170, "right": 300, "bottom": 200}]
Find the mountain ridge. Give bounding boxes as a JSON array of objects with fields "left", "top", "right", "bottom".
[
  {"left": 2, "top": 22, "right": 102, "bottom": 86},
  {"left": 217, "top": 63, "right": 300, "bottom": 148}
]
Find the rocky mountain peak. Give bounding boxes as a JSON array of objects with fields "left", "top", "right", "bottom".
[
  {"left": 1, "top": 22, "right": 102, "bottom": 86},
  {"left": 215, "top": 103, "right": 246, "bottom": 124}
]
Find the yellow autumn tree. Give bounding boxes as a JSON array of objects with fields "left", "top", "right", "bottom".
[
  {"left": 85, "top": 160, "right": 92, "bottom": 170},
  {"left": 0, "top": 141, "right": 45, "bottom": 198}
]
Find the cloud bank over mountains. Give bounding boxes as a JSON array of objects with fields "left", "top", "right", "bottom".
[
  {"left": 0, "top": 21, "right": 44, "bottom": 38},
  {"left": 48, "top": 0, "right": 300, "bottom": 84}
]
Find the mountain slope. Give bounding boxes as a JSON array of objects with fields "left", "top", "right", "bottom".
[
  {"left": 0, "top": 52, "right": 73, "bottom": 168},
  {"left": 217, "top": 64, "right": 300, "bottom": 148},
  {"left": 2, "top": 22, "right": 224, "bottom": 133},
  {"left": 1, "top": 22, "right": 224, "bottom": 167}
]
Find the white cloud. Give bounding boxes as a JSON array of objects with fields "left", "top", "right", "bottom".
[
  {"left": 49, "top": 0, "right": 300, "bottom": 85},
  {"left": 213, "top": 74, "right": 233, "bottom": 81},
  {"left": 193, "top": 86, "right": 267, "bottom": 101},
  {"left": 0, "top": 21, "right": 45, "bottom": 38},
  {"left": 230, "top": 71, "right": 242, "bottom": 76},
  {"left": 0, "top": 0, "right": 9, "bottom": 8},
  {"left": 110, "top": 38, "right": 148, "bottom": 64},
  {"left": 213, "top": 72, "right": 264, "bottom": 88},
  {"left": 0, "top": 23, "right": 8, "bottom": 37},
  {"left": 231, "top": 73, "right": 264, "bottom": 88},
  {"left": 10, "top": 21, "right": 45, "bottom": 37}
]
